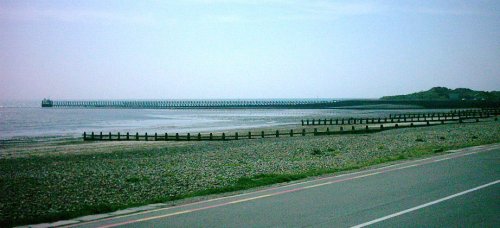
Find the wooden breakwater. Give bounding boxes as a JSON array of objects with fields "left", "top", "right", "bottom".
[
  {"left": 83, "top": 117, "right": 496, "bottom": 142},
  {"left": 301, "top": 109, "right": 498, "bottom": 126},
  {"left": 389, "top": 108, "right": 499, "bottom": 118}
]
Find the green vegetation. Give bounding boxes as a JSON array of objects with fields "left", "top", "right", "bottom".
[
  {"left": 381, "top": 87, "right": 500, "bottom": 101},
  {"left": 311, "top": 149, "right": 323, "bottom": 155},
  {"left": 0, "top": 121, "right": 499, "bottom": 227}
]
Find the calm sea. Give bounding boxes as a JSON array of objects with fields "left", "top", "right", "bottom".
[{"left": 0, "top": 100, "right": 444, "bottom": 140}]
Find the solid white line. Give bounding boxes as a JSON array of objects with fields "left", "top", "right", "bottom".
[
  {"left": 350, "top": 180, "right": 500, "bottom": 228},
  {"left": 302, "top": 172, "right": 382, "bottom": 189},
  {"left": 434, "top": 157, "right": 452, "bottom": 162}
]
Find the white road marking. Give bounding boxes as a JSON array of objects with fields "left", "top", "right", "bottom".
[
  {"left": 98, "top": 194, "right": 276, "bottom": 228},
  {"left": 302, "top": 172, "right": 382, "bottom": 189},
  {"left": 350, "top": 180, "right": 500, "bottom": 228},
  {"left": 434, "top": 157, "right": 452, "bottom": 162}
]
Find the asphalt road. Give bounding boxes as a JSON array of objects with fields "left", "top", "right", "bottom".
[{"left": 69, "top": 144, "right": 500, "bottom": 228}]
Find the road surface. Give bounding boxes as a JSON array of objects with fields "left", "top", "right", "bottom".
[{"left": 65, "top": 143, "right": 499, "bottom": 228}]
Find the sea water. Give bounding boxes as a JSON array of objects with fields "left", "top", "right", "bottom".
[{"left": 0, "top": 100, "right": 445, "bottom": 140}]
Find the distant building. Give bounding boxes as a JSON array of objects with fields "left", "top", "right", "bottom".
[{"left": 41, "top": 98, "right": 53, "bottom": 107}]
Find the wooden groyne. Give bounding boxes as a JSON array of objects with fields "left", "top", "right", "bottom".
[
  {"left": 83, "top": 115, "right": 497, "bottom": 142},
  {"left": 388, "top": 108, "right": 499, "bottom": 118},
  {"left": 301, "top": 109, "right": 498, "bottom": 126}
]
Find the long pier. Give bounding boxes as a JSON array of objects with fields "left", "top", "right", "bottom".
[
  {"left": 41, "top": 99, "right": 337, "bottom": 108},
  {"left": 41, "top": 99, "right": 500, "bottom": 109}
]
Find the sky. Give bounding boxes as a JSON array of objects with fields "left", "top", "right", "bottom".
[{"left": 1, "top": 0, "right": 499, "bottom": 100}]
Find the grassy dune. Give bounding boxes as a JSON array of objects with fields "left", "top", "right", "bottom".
[{"left": 1, "top": 120, "right": 499, "bottom": 226}]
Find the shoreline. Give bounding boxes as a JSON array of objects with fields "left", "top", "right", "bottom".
[
  {"left": 0, "top": 118, "right": 494, "bottom": 158},
  {"left": 0, "top": 108, "right": 468, "bottom": 142},
  {"left": 1, "top": 120, "right": 499, "bottom": 226}
]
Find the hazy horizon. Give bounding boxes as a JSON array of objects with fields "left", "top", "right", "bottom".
[
  {"left": 0, "top": 87, "right": 498, "bottom": 102},
  {"left": 1, "top": 1, "right": 499, "bottom": 100}
]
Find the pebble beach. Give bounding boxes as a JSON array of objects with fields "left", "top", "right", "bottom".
[{"left": 1, "top": 119, "right": 499, "bottom": 226}]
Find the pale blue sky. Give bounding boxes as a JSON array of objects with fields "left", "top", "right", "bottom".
[{"left": 1, "top": 0, "right": 499, "bottom": 100}]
